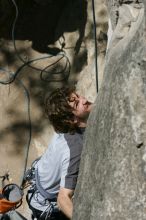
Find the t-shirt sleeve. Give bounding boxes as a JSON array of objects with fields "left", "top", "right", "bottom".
[
  {"left": 64, "top": 151, "right": 81, "bottom": 189},
  {"left": 60, "top": 154, "right": 70, "bottom": 188},
  {"left": 60, "top": 133, "right": 83, "bottom": 190}
]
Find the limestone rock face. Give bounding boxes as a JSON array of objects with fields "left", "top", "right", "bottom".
[{"left": 73, "top": 1, "right": 146, "bottom": 220}]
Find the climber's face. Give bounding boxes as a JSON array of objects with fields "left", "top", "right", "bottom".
[{"left": 69, "top": 93, "right": 92, "bottom": 121}]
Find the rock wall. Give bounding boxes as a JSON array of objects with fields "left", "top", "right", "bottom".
[{"left": 73, "top": 1, "right": 146, "bottom": 220}]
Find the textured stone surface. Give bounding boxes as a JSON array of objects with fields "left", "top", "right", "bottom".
[{"left": 73, "top": 1, "right": 146, "bottom": 220}]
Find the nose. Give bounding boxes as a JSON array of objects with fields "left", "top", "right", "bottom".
[{"left": 80, "top": 96, "right": 87, "bottom": 105}]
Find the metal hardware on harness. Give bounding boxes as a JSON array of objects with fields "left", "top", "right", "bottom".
[{"left": 22, "top": 157, "right": 41, "bottom": 189}]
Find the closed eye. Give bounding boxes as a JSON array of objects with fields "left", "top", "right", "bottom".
[{"left": 74, "top": 100, "right": 79, "bottom": 109}]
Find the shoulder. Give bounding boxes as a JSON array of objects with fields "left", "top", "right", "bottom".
[
  {"left": 64, "top": 129, "right": 85, "bottom": 154},
  {"left": 64, "top": 128, "right": 85, "bottom": 143},
  {"left": 51, "top": 132, "right": 67, "bottom": 147}
]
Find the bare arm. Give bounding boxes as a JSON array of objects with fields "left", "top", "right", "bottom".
[{"left": 57, "top": 187, "right": 74, "bottom": 219}]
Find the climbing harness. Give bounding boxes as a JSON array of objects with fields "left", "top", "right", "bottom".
[{"left": 23, "top": 158, "right": 59, "bottom": 219}]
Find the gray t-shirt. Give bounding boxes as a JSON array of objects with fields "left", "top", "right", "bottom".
[{"left": 30, "top": 129, "right": 84, "bottom": 211}]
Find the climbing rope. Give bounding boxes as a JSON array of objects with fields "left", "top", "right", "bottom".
[{"left": 92, "top": 0, "right": 98, "bottom": 93}]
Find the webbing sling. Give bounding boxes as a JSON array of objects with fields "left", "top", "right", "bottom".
[{"left": 35, "top": 169, "right": 56, "bottom": 200}]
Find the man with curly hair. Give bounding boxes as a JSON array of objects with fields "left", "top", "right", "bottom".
[{"left": 26, "top": 87, "right": 93, "bottom": 220}]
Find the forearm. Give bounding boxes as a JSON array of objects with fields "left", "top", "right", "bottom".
[{"left": 57, "top": 189, "right": 73, "bottom": 219}]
